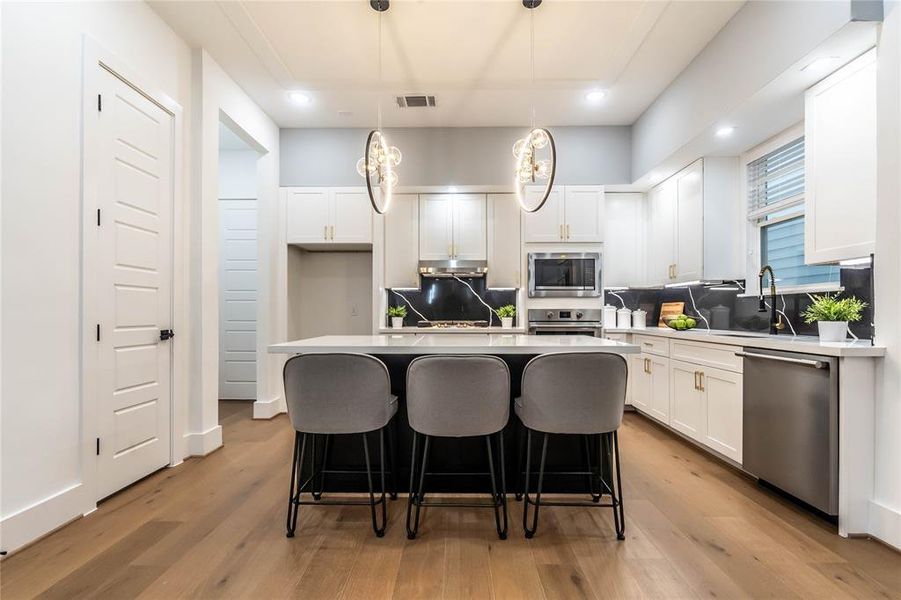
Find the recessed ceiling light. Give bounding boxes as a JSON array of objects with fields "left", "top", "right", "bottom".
[
  {"left": 801, "top": 56, "right": 840, "bottom": 73},
  {"left": 288, "top": 91, "right": 312, "bottom": 105},
  {"left": 585, "top": 89, "right": 607, "bottom": 103},
  {"left": 715, "top": 126, "right": 736, "bottom": 137}
]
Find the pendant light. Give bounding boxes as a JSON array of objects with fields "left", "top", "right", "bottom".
[
  {"left": 513, "top": 0, "right": 556, "bottom": 213},
  {"left": 356, "top": 0, "right": 402, "bottom": 214}
]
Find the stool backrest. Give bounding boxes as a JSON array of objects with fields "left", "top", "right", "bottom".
[
  {"left": 406, "top": 355, "right": 510, "bottom": 437},
  {"left": 520, "top": 352, "right": 627, "bottom": 434},
  {"left": 283, "top": 353, "right": 392, "bottom": 434}
]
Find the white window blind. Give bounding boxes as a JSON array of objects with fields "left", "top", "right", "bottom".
[{"left": 747, "top": 136, "right": 839, "bottom": 288}]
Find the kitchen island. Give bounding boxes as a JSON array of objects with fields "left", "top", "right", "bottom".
[{"left": 269, "top": 334, "right": 639, "bottom": 493}]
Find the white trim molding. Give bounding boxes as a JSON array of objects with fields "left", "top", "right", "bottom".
[
  {"left": 183, "top": 425, "right": 223, "bottom": 457},
  {"left": 0, "top": 484, "right": 86, "bottom": 555},
  {"left": 253, "top": 395, "right": 286, "bottom": 420},
  {"left": 868, "top": 499, "right": 901, "bottom": 550}
]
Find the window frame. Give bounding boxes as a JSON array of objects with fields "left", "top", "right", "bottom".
[{"left": 742, "top": 124, "right": 843, "bottom": 297}]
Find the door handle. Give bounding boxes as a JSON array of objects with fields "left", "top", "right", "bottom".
[
  {"left": 330, "top": 225, "right": 335, "bottom": 240},
  {"left": 698, "top": 371, "right": 705, "bottom": 392},
  {"left": 693, "top": 371, "right": 699, "bottom": 390},
  {"left": 160, "top": 329, "right": 175, "bottom": 341},
  {"left": 734, "top": 351, "right": 828, "bottom": 369},
  {"left": 566, "top": 224, "right": 570, "bottom": 240},
  {"left": 324, "top": 225, "right": 328, "bottom": 240},
  {"left": 559, "top": 224, "right": 564, "bottom": 240}
]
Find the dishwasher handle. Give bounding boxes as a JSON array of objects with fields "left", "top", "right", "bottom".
[{"left": 735, "top": 350, "right": 829, "bottom": 370}]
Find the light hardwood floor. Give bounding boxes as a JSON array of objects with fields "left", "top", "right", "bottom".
[{"left": 2, "top": 401, "right": 899, "bottom": 599}]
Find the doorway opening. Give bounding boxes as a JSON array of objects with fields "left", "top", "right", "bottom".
[{"left": 218, "top": 120, "right": 261, "bottom": 425}]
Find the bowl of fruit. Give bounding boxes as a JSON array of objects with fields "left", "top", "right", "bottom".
[{"left": 663, "top": 314, "right": 698, "bottom": 331}]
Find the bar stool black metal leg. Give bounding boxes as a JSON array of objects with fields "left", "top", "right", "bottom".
[
  {"left": 523, "top": 432, "right": 548, "bottom": 539},
  {"left": 612, "top": 430, "right": 626, "bottom": 540},
  {"left": 286, "top": 432, "right": 307, "bottom": 538},
  {"left": 406, "top": 435, "right": 430, "bottom": 539},
  {"left": 387, "top": 417, "right": 398, "bottom": 500},
  {"left": 498, "top": 430, "right": 508, "bottom": 537},
  {"left": 405, "top": 432, "right": 419, "bottom": 538},
  {"left": 486, "top": 433, "right": 507, "bottom": 540},
  {"left": 583, "top": 434, "right": 601, "bottom": 503},
  {"left": 362, "top": 431, "right": 387, "bottom": 537},
  {"left": 515, "top": 423, "right": 526, "bottom": 501}
]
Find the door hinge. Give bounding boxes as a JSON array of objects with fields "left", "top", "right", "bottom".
[
  {"left": 96, "top": 324, "right": 101, "bottom": 342},
  {"left": 97, "top": 208, "right": 101, "bottom": 227},
  {"left": 96, "top": 438, "right": 101, "bottom": 456},
  {"left": 97, "top": 94, "right": 102, "bottom": 112},
  {"left": 160, "top": 329, "right": 175, "bottom": 341}
]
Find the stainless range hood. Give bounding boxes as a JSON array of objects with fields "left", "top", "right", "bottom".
[{"left": 418, "top": 260, "right": 488, "bottom": 278}]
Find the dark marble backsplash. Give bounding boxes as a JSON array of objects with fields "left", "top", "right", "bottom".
[
  {"left": 607, "top": 265, "right": 874, "bottom": 340},
  {"left": 388, "top": 277, "right": 517, "bottom": 327}
]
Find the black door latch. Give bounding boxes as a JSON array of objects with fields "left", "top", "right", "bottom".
[{"left": 160, "top": 329, "right": 175, "bottom": 341}]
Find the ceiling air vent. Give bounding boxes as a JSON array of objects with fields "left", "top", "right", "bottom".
[{"left": 396, "top": 95, "right": 436, "bottom": 108}]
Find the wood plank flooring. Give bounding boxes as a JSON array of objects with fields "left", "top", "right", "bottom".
[{"left": 2, "top": 401, "right": 899, "bottom": 599}]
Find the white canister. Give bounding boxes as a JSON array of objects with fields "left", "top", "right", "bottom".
[
  {"left": 602, "top": 305, "right": 618, "bottom": 329},
  {"left": 632, "top": 309, "right": 647, "bottom": 329},
  {"left": 616, "top": 307, "right": 632, "bottom": 329}
]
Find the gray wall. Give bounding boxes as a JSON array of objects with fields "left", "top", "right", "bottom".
[{"left": 280, "top": 126, "right": 631, "bottom": 187}]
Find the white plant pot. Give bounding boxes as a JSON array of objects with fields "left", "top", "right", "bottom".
[
  {"left": 391, "top": 317, "right": 404, "bottom": 329},
  {"left": 501, "top": 317, "right": 513, "bottom": 329},
  {"left": 817, "top": 321, "right": 848, "bottom": 342}
]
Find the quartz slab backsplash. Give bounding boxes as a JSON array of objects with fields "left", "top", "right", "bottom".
[
  {"left": 608, "top": 265, "right": 874, "bottom": 340},
  {"left": 388, "top": 277, "right": 517, "bottom": 327}
]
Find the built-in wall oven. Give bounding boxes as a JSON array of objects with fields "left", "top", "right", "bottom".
[
  {"left": 527, "top": 309, "right": 602, "bottom": 337},
  {"left": 528, "top": 252, "right": 602, "bottom": 298}
]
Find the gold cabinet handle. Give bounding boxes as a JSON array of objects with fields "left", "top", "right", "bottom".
[
  {"left": 324, "top": 225, "right": 328, "bottom": 240},
  {"left": 566, "top": 224, "right": 571, "bottom": 240},
  {"left": 330, "top": 225, "right": 335, "bottom": 240},
  {"left": 699, "top": 372, "right": 705, "bottom": 392},
  {"left": 694, "top": 371, "right": 699, "bottom": 390},
  {"left": 559, "top": 224, "right": 564, "bottom": 240}
]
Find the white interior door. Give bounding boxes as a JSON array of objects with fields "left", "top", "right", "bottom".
[
  {"left": 95, "top": 67, "right": 173, "bottom": 499},
  {"left": 219, "top": 199, "right": 258, "bottom": 400}
]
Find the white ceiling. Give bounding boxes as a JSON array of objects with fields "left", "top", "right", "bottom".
[{"left": 151, "top": 0, "right": 744, "bottom": 128}]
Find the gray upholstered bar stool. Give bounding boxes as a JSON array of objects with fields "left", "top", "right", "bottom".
[
  {"left": 405, "top": 355, "right": 510, "bottom": 540},
  {"left": 283, "top": 353, "right": 398, "bottom": 538},
  {"left": 516, "top": 352, "right": 628, "bottom": 540}
]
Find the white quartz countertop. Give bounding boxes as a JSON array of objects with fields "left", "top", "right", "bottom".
[
  {"left": 269, "top": 334, "right": 639, "bottom": 355},
  {"left": 377, "top": 326, "right": 528, "bottom": 335},
  {"left": 604, "top": 327, "right": 884, "bottom": 357}
]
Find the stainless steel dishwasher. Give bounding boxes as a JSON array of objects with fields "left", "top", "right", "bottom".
[{"left": 738, "top": 347, "right": 839, "bottom": 516}]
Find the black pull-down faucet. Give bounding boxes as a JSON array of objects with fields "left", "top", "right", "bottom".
[{"left": 758, "top": 265, "right": 785, "bottom": 335}]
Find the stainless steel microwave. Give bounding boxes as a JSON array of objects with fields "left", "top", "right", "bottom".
[{"left": 527, "top": 252, "right": 602, "bottom": 297}]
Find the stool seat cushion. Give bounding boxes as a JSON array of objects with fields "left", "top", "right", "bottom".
[
  {"left": 516, "top": 352, "right": 627, "bottom": 435},
  {"left": 283, "top": 353, "right": 397, "bottom": 434}
]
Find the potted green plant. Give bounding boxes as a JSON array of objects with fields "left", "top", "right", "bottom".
[
  {"left": 496, "top": 304, "right": 516, "bottom": 329},
  {"left": 387, "top": 305, "right": 407, "bottom": 329},
  {"left": 802, "top": 293, "right": 867, "bottom": 342}
]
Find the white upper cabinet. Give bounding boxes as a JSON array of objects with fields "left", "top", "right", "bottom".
[
  {"left": 452, "top": 194, "right": 487, "bottom": 260},
  {"left": 805, "top": 49, "right": 877, "bottom": 264},
  {"left": 332, "top": 190, "right": 373, "bottom": 243},
  {"left": 523, "top": 188, "right": 565, "bottom": 242},
  {"left": 674, "top": 162, "right": 703, "bottom": 281},
  {"left": 419, "top": 193, "right": 486, "bottom": 261},
  {"left": 523, "top": 185, "right": 604, "bottom": 243},
  {"left": 488, "top": 194, "right": 522, "bottom": 287},
  {"left": 419, "top": 194, "right": 454, "bottom": 260},
  {"left": 384, "top": 194, "right": 419, "bottom": 288},
  {"left": 648, "top": 179, "right": 676, "bottom": 284},
  {"left": 604, "top": 192, "right": 644, "bottom": 288},
  {"left": 286, "top": 189, "right": 330, "bottom": 243},
  {"left": 285, "top": 187, "right": 372, "bottom": 245},
  {"left": 564, "top": 186, "right": 605, "bottom": 242},
  {"left": 645, "top": 158, "right": 740, "bottom": 285}
]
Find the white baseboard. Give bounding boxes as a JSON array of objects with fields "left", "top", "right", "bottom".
[
  {"left": 0, "top": 483, "right": 87, "bottom": 555},
  {"left": 868, "top": 499, "right": 901, "bottom": 551},
  {"left": 184, "top": 425, "right": 223, "bottom": 456},
  {"left": 253, "top": 394, "right": 285, "bottom": 420}
]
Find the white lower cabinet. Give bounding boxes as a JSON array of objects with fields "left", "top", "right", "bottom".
[
  {"left": 670, "top": 360, "right": 705, "bottom": 442},
  {"left": 700, "top": 367, "right": 743, "bottom": 463},
  {"left": 627, "top": 336, "right": 743, "bottom": 464}
]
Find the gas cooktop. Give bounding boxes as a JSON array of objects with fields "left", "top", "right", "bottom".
[{"left": 417, "top": 320, "right": 489, "bottom": 329}]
